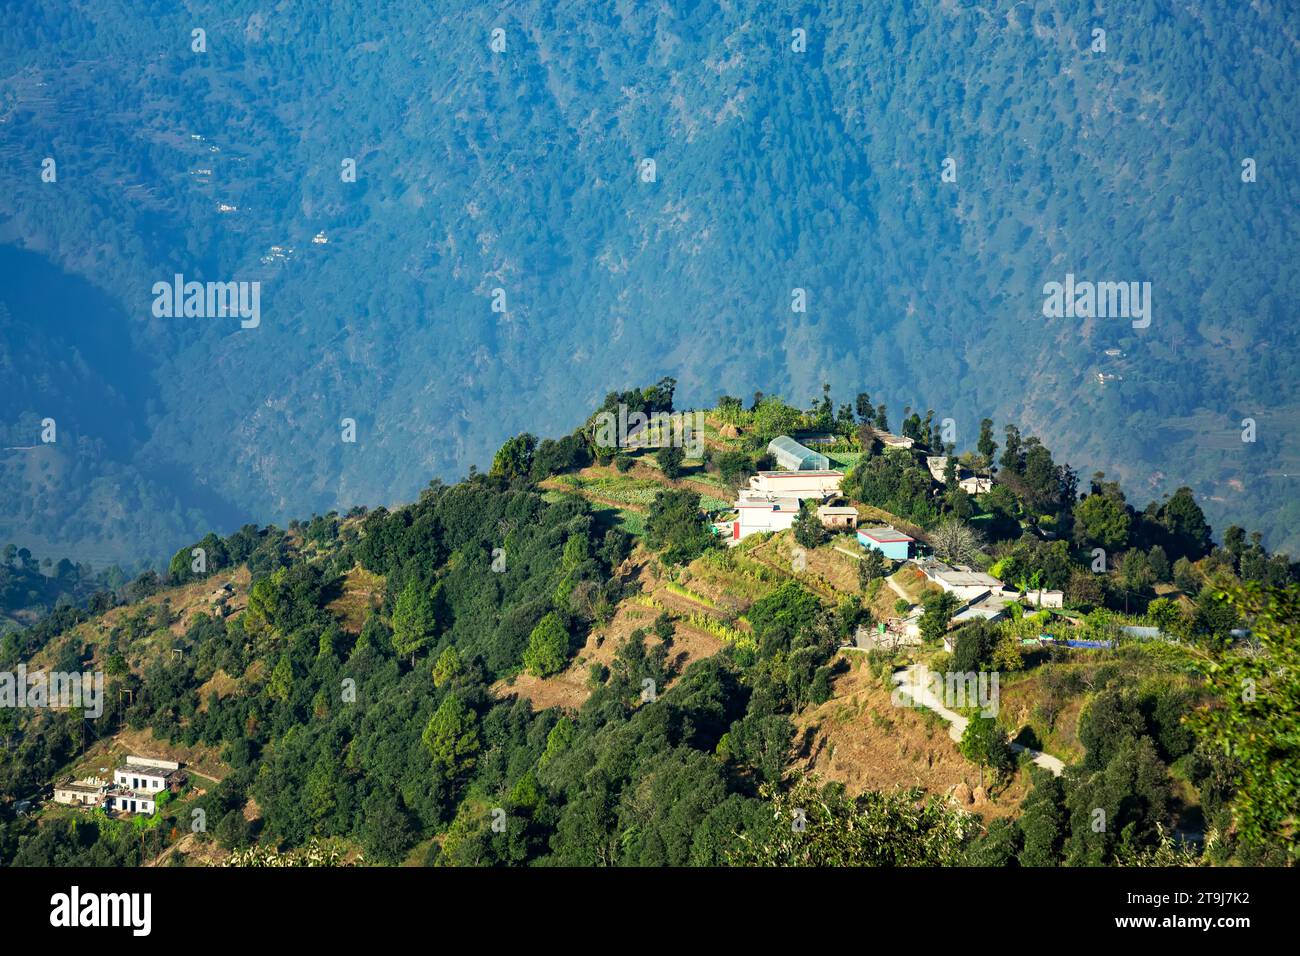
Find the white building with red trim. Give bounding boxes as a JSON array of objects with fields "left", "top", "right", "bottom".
[{"left": 730, "top": 493, "right": 801, "bottom": 541}]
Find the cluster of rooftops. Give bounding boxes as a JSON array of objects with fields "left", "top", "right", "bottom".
[
  {"left": 727, "top": 435, "right": 901, "bottom": 543},
  {"left": 715, "top": 435, "right": 1069, "bottom": 646},
  {"left": 52, "top": 755, "right": 186, "bottom": 816}
]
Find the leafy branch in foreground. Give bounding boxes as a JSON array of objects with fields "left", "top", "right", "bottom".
[
  {"left": 220, "top": 838, "right": 360, "bottom": 867},
  {"left": 1187, "top": 581, "right": 1300, "bottom": 860},
  {"left": 726, "top": 775, "right": 972, "bottom": 866}
]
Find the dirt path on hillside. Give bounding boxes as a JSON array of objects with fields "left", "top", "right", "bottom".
[{"left": 892, "top": 664, "right": 1065, "bottom": 776}]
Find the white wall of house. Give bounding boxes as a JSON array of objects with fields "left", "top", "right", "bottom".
[
  {"left": 115, "top": 771, "right": 167, "bottom": 790},
  {"left": 748, "top": 471, "right": 844, "bottom": 498},
  {"left": 107, "top": 793, "right": 156, "bottom": 815},
  {"left": 1014, "top": 588, "right": 1064, "bottom": 608},
  {"left": 734, "top": 496, "right": 800, "bottom": 540},
  {"left": 54, "top": 788, "right": 102, "bottom": 807}
]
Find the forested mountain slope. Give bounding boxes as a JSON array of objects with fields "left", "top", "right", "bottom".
[
  {"left": 2, "top": 0, "right": 1297, "bottom": 564},
  {"left": 2, "top": 385, "right": 1296, "bottom": 867}
]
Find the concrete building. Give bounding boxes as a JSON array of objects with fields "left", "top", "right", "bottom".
[
  {"left": 114, "top": 756, "right": 185, "bottom": 795},
  {"left": 917, "top": 560, "right": 1003, "bottom": 602},
  {"left": 874, "top": 431, "right": 915, "bottom": 450},
  {"left": 951, "top": 598, "right": 1013, "bottom": 628},
  {"left": 918, "top": 560, "right": 1065, "bottom": 633},
  {"left": 105, "top": 791, "right": 156, "bottom": 815},
  {"left": 748, "top": 470, "right": 844, "bottom": 499},
  {"left": 53, "top": 777, "right": 111, "bottom": 808},
  {"left": 925, "top": 456, "right": 992, "bottom": 494},
  {"left": 857, "top": 527, "right": 914, "bottom": 561},
  {"left": 731, "top": 493, "right": 801, "bottom": 541},
  {"left": 1017, "top": 587, "right": 1064, "bottom": 609},
  {"left": 817, "top": 504, "right": 859, "bottom": 531},
  {"left": 50, "top": 756, "right": 184, "bottom": 817},
  {"left": 767, "top": 435, "right": 830, "bottom": 471}
]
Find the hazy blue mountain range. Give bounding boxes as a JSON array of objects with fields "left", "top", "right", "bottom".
[{"left": 1, "top": 0, "right": 1298, "bottom": 565}]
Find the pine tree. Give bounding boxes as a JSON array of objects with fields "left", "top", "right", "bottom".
[
  {"left": 431, "top": 645, "right": 461, "bottom": 688},
  {"left": 422, "top": 694, "right": 480, "bottom": 779},
  {"left": 1018, "top": 770, "right": 1066, "bottom": 867},
  {"left": 523, "top": 612, "right": 570, "bottom": 677},
  {"left": 391, "top": 578, "right": 437, "bottom": 665}
]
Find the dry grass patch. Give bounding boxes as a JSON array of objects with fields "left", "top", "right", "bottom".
[
  {"left": 326, "top": 565, "right": 385, "bottom": 634},
  {"left": 792, "top": 654, "right": 1030, "bottom": 819},
  {"left": 195, "top": 668, "right": 239, "bottom": 714}
]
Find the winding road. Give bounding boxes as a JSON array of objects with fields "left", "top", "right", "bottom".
[{"left": 892, "top": 663, "right": 1065, "bottom": 776}]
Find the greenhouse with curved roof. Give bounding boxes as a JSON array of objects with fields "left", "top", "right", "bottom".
[{"left": 767, "top": 435, "right": 830, "bottom": 471}]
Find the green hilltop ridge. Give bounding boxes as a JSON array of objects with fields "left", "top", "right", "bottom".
[{"left": 1, "top": 382, "right": 1296, "bottom": 867}]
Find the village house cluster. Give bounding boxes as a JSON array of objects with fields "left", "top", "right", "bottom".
[
  {"left": 52, "top": 755, "right": 186, "bottom": 816},
  {"left": 925, "top": 455, "right": 993, "bottom": 495},
  {"left": 727, "top": 436, "right": 853, "bottom": 542},
  {"left": 727, "top": 435, "right": 931, "bottom": 542},
  {"left": 723, "top": 435, "right": 1068, "bottom": 651}
]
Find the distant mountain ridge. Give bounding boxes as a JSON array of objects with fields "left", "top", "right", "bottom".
[{"left": 1, "top": 0, "right": 1297, "bottom": 564}]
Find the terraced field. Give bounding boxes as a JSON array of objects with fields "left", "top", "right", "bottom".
[{"left": 542, "top": 466, "right": 731, "bottom": 519}]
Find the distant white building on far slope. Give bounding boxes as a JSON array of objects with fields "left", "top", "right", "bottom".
[{"left": 925, "top": 456, "right": 992, "bottom": 494}]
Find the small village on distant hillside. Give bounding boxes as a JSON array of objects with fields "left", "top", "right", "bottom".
[
  {"left": 721, "top": 433, "right": 1068, "bottom": 644},
  {"left": 0, "top": 381, "right": 1295, "bottom": 869}
]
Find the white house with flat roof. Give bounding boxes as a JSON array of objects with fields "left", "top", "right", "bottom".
[
  {"left": 874, "top": 431, "right": 915, "bottom": 449},
  {"left": 926, "top": 456, "right": 993, "bottom": 494},
  {"left": 817, "top": 504, "right": 858, "bottom": 531},
  {"left": 105, "top": 790, "right": 157, "bottom": 815},
  {"left": 917, "top": 560, "right": 1004, "bottom": 602},
  {"left": 1016, "top": 587, "right": 1064, "bottom": 608},
  {"left": 114, "top": 756, "right": 184, "bottom": 795},
  {"left": 731, "top": 493, "right": 800, "bottom": 541},
  {"left": 53, "top": 777, "right": 111, "bottom": 808},
  {"left": 747, "top": 470, "right": 844, "bottom": 499}
]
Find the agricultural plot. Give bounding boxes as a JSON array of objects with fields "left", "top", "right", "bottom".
[
  {"left": 546, "top": 472, "right": 664, "bottom": 509},
  {"left": 681, "top": 550, "right": 784, "bottom": 607},
  {"left": 826, "top": 451, "right": 864, "bottom": 470},
  {"left": 544, "top": 465, "right": 730, "bottom": 515}
]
